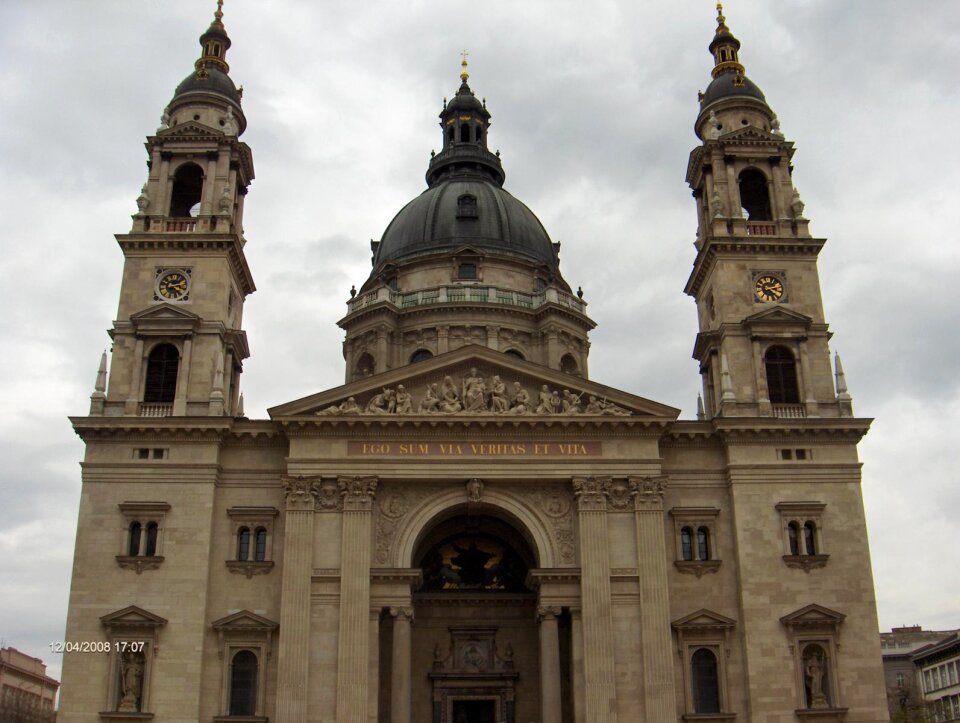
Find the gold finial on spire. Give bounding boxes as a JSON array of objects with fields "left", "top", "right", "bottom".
[
  {"left": 716, "top": 1, "right": 725, "bottom": 24},
  {"left": 215, "top": 0, "right": 225, "bottom": 25},
  {"left": 460, "top": 50, "right": 469, "bottom": 83}
]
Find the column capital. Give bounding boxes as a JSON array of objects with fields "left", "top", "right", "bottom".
[
  {"left": 339, "top": 475, "right": 378, "bottom": 511},
  {"left": 282, "top": 475, "right": 321, "bottom": 511},
  {"left": 537, "top": 605, "right": 563, "bottom": 622},
  {"left": 629, "top": 475, "right": 668, "bottom": 511},
  {"left": 572, "top": 476, "right": 612, "bottom": 511},
  {"left": 388, "top": 606, "right": 414, "bottom": 622}
]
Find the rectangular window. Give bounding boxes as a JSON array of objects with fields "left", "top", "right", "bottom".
[
  {"left": 795, "top": 449, "right": 807, "bottom": 460},
  {"left": 950, "top": 662, "right": 959, "bottom": 685},
  {"left": 926, "top": 670, "right": 934, "bottom": 692}
]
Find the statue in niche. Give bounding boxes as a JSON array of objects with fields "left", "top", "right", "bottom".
[
  {"left": 394, "top": 384, "right": 413, "bottom": 414},
  {"left": 804, "top": 648, "right": 829, "bottom": 708},
  {"left": 462, "top": 367, "right": 488, "bottom": 411},
  {"left": 509, "top": 382, "right": 531, "bottom": 414},
  {"left": 366, "top": 387, "right": 396, "bottom": 413},
  {"left": 439, "top": 376, "right": 463, "bottom": 413},
  {"left": 418, "top": 383, "right": 440, "bottom": 413},
  {"left": 466, "top": 478, "right": 484, "bottom": 503},
  {"left": 489, "top": 375, "right": 509, "bottom": 413},
  {"left": 117, "top": 651, "right": 145, "bottom": 712}
]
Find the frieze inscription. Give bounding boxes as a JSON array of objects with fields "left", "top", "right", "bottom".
[{"left": 349, "top": 441, "right": 602, "bottom": 457}]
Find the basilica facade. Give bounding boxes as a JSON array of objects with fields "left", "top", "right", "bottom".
[{"left": 61, "top": 4, "right": 889, "bottom": 722}]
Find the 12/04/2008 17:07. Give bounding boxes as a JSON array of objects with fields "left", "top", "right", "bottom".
[{"left": 49, "top": 641, "right": 146, "bottom": 654}]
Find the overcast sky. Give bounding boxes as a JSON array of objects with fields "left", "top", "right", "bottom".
[{"left": 1, "top": 0, "right": 957, "bottom": 683}]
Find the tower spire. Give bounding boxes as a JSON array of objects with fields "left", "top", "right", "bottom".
[
  {"left": 195, "top": 0, "right": 232, "bottom": 78},
  {"left": 709, "top": 1, "right": 745, "bottom": 81},
  {"left": 460, "top": 50, "right": 470, "bottom": 84}
]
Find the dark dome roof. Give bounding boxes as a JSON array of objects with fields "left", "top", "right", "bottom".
[
  {"left": 702, "top": 72, "right": 767, "bottom": 106},
  {"left": 445, "top": 83, "right": 485, "bottom": 113},
  {"left": 373, "top": 177, "right": 559, "bottom": 271},
  {"left": 172, "top": 68, "right": 241, "bottom": 106}
]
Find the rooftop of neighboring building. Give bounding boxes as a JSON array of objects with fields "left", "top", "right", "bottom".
[{"left": 881, "top": 625, "right": 959, "bottom": 657}]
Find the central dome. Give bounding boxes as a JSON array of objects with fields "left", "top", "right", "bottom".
[{"left": 373, "top": 177, "right": 559, "bottom": 270}]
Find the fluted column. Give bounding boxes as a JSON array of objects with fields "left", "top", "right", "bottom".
[
  {"left": 275, "top": 476, "right": 321, "bottom": 723},
  {"left": 572, "top": 477, "right": 618, "bottom": 723},
  {"left": 629, "top": 476, "right": 675, "bottom": 720},
  {"left": 538, "top": 605, "right": 563, "bottom": 723},
  {"left": 390, "top": 607, "right": 413, "bottom": 723},
  {"left": 336, "top": 476, "right": 378, "bottom": 723},
  {"left": 570, "top": 608, "right": 585, "bottom": 723}
]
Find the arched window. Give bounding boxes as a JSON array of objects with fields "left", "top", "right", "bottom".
[
  {"left": 228, "top": 650, "right": 258, "bottom": 716},
  {"left": 143, "top": 344, "right": 179, "bottom": 404},
  {"left": 804, "top": 521, "right": 817, "bottom": 555},
  {"left": 254, "top": 528, "right": 267, "bottom": 562},
  {"left": 475, "top": 126, "right": 483, "bottom": 142},
  {"left": 237, "top": 527, "right": 251, "bottom": 561},
  {"left": 448, "top": 127, "right": 454, "bottom": 143},
  {"left": 169, "top": 163, "right": 204, "bottom": 217},
  {"left": 697, "top": 527, "right": 711, "bottom": 561},
  {"left": 144, "top": 522, "right": 158, "bottom": 556},
  {"left": 765, "top": 345, "right": 799, "bottom": 404},
  {"left": 788, "top": 521, "right": 801, "bottom": 556},
  {"left": 459, "top": 124, "right": 470, "bottom": 143},
  {"left": 504, "top": 349, "right": 525, "bottom": 360},
  {"left": 410, "top": 349, "right": 433, "bottom": 364},
  {"left": 560, "top": 354, "right": 579, "bottom": 375},
  {"left": 738, "top": 168, "right": 772, "bottom": 221},
  {"left": 128, "top": 522, "right": 142, "bottom": 557},
  {"left": 457, "top": 194, "right": 478, "bottom": 219},
  {"left": 355, "top": 352, "right": 375, "bottom": 378},
  {"left": 681, "top": 527, "right": 694, "bottom": 561},
  {"left": 691, "top": 648, "right": 721, "bottom": 713}
]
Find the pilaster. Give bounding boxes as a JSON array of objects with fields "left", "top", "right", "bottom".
[
  {"left": 275, "top": 475, "right": 320, "bottom": 723},
  {"left": 389, "top": 606, "right": 413, "bottom": 723},
  {"left": 572, "top": 477, "right": 618, "bottom": 723},
  {"left": 629, "top": 475, "right": 676, "bottom": 720},
  {"left": 336, "top": 475, "right": 378, "bottom": 723}
]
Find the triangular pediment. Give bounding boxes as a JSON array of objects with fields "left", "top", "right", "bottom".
[
  {"left": 211, "top": 610, "right": 279, "bottom": 632},
  {"left": 130, "top": 303, "right": 202, "bottom": 322},
  {"left": 157, "top": 121, "right": 224, "bottom": 141},
  {"left": 780, "top": 603, "right": 846, "bottom": 631},
  {"left": 269, "top": 344, "right": 680, "bottom": 420},
  {"left": 743, "top": 306, "right": 812, "bottom": 327},
  {"left": 100, "top": 605, "right": 168, "bottom": 629},
  {"left": 672, "top": 608, "right": 737, "bottom": 631},
  {"left": 719, "top": 126, "right": 784, "bottom": 144}
]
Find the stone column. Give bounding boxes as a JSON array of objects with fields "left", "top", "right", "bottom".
[
  {"left": 336, "top": 476, "right": 378, "bottom": 723},
  {"left": 486, "top": 325, "right": 500, "bottom": 351},
  {"left": 390, "top": 606, "right": 413, "bottom": 723},
  {"left": 437, "top": 325, "right": 450, "bottom": 354},
  {"left": 752, "top": 337, "right": 772, "bottom": 415},
  {"left": 369, "top": 609, "right": 382, "bottom": 723},
  {"left": 375, "top": 328, "right": 388, "bottom": 374},
  {"left": 629, "top": 476, "right": 676, "bottom": 720},
  {"left": 570, "top": 608, "right": 586, "bottom": 723},
  {"left": 172, "top": 337, "right": 191, "bottom": 415},
  {"left": 126, "top": 338, "right": 145, "bottom": 414},
  {"left": 798, "top": 340, "right": 819, "bottom": 417},
  {"left": 275, "top": 476, "right": 320, "bottom": 723},
  {"left": 538, "top": 605, "right": 563, "bottom": 723},
  {"left": 572, "top": 477, "right": 618, "bottom": 723}
]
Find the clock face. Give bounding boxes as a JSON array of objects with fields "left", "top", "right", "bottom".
[
  {"left": 158, "top": 271, "right": 189, "bottom": 300},
  {"left": 755, "top": 274, "right": 784, "bottom": 302}
]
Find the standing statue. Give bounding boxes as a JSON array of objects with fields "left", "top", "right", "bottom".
[
  {"left": 394, "top": 384, "right": 413, "bottom": 414},
  {"left": 157, "top": 107, "right": 171, "bottom": 132},
  {"left": 118, "top": 651, "right": 145, "bottom": 712},
  {"left": 536, "top": 385, "right": 558, "bottom": 414},
  {"left": 466, "top": 478, "right": 484, "bottom": 503},
  {"left": 791, "top": 188, "right": 806, "bottom": 218},
  {"left": 805, "top": 650, "right": 829, "bottom": 708},
  {"left": 218, "top": 184, "right": 232, "bottom": 214},
  {"left": 462, "top": 368, "right": 488, "bottom": 411},
  {"left": 489, "top": 375, "right": 509, "bottom": 413},
  {"left": 136, "top": 184, "right": 150, "bottom": 214},
  {"left": 222, "top": 105, "right": 238, "bottom": 136},
  {"left": 439, "top": 376, "right": 462, "bottom": 413}
]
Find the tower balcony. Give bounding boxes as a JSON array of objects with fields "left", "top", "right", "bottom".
[
  {"left": 131, "top": 214, "right": 236, "bottom": 234},
  {"left": 346, "top": 283, "right": 587, "bottom": 316}
]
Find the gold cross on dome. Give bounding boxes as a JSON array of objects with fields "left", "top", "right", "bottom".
[{"left": 460, "top": 50, "right": 470, "bottom": 82}]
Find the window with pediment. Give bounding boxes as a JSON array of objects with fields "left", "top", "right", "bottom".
[
  {"left": 99, "top": 605, "right": 167, "bottom": 720},
  {"left": 672, "top": 609, "right": 737, "bottom": 721}
]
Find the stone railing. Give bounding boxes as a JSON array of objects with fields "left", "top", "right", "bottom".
[
  {"left": 745, "top": 221, "right": 777, "bottom": 236},
  {"left": 772, "top": 403, "right": 806, "bottom": 419},
  {"left": 347, "top": 284, "right": 587, "bottom": 315},
  {"left": 164, "top": 218, "right": 197, "bottom": 232},
  {"left": 139, "top": 403, "right": 174, "bottom": 417}
]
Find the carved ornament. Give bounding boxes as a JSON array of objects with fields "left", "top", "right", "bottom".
[
  {"left": 339, "top": 475, "right": 378, "bottom": 511},
  {"left": 572, "top": 476, "right": 612, "bottom": 512},
  {"left": 630, "top": 475, "right": 668, "bottom": 510},
  {"left": 282, "top": 475, "right": 321, "bottom": 511}
]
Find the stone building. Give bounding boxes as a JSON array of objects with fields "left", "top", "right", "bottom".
[
  {"left": 912, "top": 634, "right": 960, "bottom": 722},
  {"left": 881, "top": 626, "right": 958, "bottom": 722},
  {"left": 61, "top": 3, "right": 889, "bottom": 722},
  {"left": 0, "top": 647, "right": 59, "bottom": 722}
]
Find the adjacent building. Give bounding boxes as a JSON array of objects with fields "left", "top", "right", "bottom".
[
  {"left": 913, "top": 634, "right": 960, "bottom": 722},
  {"left": 60, "top": 3, "right": 890, "bottom": 722},
  {"left": 0, "top": 647, "right": 59, "bottom": 722}
]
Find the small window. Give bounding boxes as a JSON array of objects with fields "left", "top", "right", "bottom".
[
  {"left": 692, "top": 648, "right": 721, "bottom": 713},
  {"left": 765, "top": 345, "right": 799, "bottom": 404},
  {"left": 560, "top": 354, "right": 579, "bottom": 376},
  {"left": 254, "top": 528, "right": 267, "bottom": 562},
  {"left": 681, "top": 527, "right": 694, "bottom": 561},
  {"left": 788, "top": 521, "right": 800, "bottom": 556},
  {"left": 128, "top": 522, "right": 142, "bottom": 557},
  {"left": 137, "top": 448, "right": 150, "bottom": 460},
  {"left": 457, "top": 195, "right": 478, "bottom": 219},
  {"left": 144, "top": 522, "right": 158, "bottom": 557},
  {"left": 803, "top": 522, "right": 817, "bottom": 555},
  {"left": 355, "top": 352, "right": 375, "bottom": 377},
  {"left": 448, "top": 127, "right": 454, "bottom": 143},
  {"left": 781, "top": 449, "right": 793, "bottom": 460},
  {"left": 458, "top": 262, "right": 478, "bottom": 279},
  {"left": 143, "top": 344, "right": 179, "bottom": 404},
  {"left": 410, "top": 349, "right": 433, "bottom": 364},
  {"left": 228, "top": 650, "right": 258, "bottom": 716},
  {"left": 152, "top": 448, "right": 165, "bottom": 459},
  {"left": 169, "top": 162, "right": 204, "bottom": 217},
  {"left": 237, "top": 527, "right": 251, "bottom": 561},
  {"left": 534, "top": 277, "right": 547, "bottom": 292},
  {"left": 697, "top": 527, "right": 711, "bottom": 561},
  {"left": 504, "top": 349, "right": 525, "bottom": 360},
  {"left": 475, "top": 126, "right": 483, "bottom": 142},
  {"left": 795, "top": 449, "right": 807, "bottom": 460},
  {"left": 459, "top": 124, "right": 470, "bottom": 143}
]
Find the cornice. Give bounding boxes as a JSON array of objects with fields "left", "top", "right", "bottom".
[
  {"left": 713, "top": 417, "right": 872, "bottom": 443},
  {"left": 116, "top": 233, "right": 255, "bottom": 296},
  {"left": 684, "top": 236, "right": 826, "bottom": 298},
  {"left": 71, "top": 416, "right": 233, "bottom": 442}
]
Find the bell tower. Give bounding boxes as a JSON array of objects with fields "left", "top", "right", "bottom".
[
  {"left": 684, "top": 3, "right": 852, "bottom": 420},
  {"left": 95, "top": 0, "right": 255, "bottom": 418}
]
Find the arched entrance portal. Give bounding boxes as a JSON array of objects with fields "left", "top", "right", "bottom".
[{"left": 379, "top": 512, "right": 573, "bottom": 723}]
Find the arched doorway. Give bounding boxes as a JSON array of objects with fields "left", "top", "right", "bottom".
[{"left": 381, "top": 512, "right": 572, "bottom": 723}]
